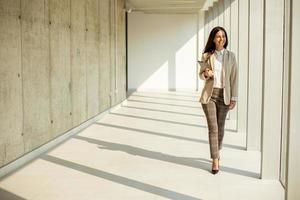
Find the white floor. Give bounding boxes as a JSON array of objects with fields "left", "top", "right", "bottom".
[{"left": 0, "top": 91, "right": 284, "bottom": 200}]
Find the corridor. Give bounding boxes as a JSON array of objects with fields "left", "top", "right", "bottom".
[{"left": 0, "top": 91, "right": 284, "bottom": 200}]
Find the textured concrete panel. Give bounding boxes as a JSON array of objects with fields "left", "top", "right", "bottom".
[
  {"left": 86, "top": 0, "right": 100, "bottom": 119},
  {"left": 0, "top": 0, "right": 24, "bottom": 165},
  {"left": 70, "top": 0, "right": 87, "bottom": 126},
  {"left": 110, "top": 0, "right": 117, "bottom": 106},
  {"left": 99, "top": 0, "right": 111, "bottom": 112},
  {"left": 21, "top": 0, "right": 52, "bottom": 152},
  {"left": 116, "top": 0, "right": 126, "bottom": 104},
  {"left": 0, "top": 0, "right": 127, "bottom": 169},
  {"left": 49, "top": 0, "right": 72, "bottom": 137}
]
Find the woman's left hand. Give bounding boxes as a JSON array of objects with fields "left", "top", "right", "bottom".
[{"left": 229, "top": 100, "right": 236, "bottom": 110}]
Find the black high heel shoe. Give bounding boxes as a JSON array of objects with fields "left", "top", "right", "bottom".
[{"left": 211, "top": 168, "right": 219, "bottom": 174}]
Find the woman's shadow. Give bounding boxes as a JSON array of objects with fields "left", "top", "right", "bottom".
[{"left": 73, "top": 135, "right": 259, "bottom": 178}]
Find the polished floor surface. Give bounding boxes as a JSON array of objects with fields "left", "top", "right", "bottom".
[{"left": 0, "top": 91, "right": 284, "bottom": 200}]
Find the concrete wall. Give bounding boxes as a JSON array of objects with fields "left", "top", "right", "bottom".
[
  {"left": 0, "top": 0, "right": 126, "bottom": 168},
  {"left": 0, "top": 0, "right": 24, "bottom": 167},
  {"left": 128, "top": 13, "right": 199, "bottom": 91},
  {"left": 116, "top": 0, "right": 127, "bottom": 103}
]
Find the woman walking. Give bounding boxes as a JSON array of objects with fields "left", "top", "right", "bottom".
[{"left": 198, "top": 26, "right": 238, "bottom": 174}]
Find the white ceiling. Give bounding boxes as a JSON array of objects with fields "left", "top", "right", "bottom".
[{"left": 126, "top": 0, "right": 207, "bottom": 14}]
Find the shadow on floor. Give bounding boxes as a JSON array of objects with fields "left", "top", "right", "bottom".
[
  {"left": 42, "top": 155, "right": 202, "bottom": 200},
  {"left": 109, "top": 112, "right": 238, "bottom": 133},
  {"left": 121, "top": 105, "right": 204, "bottom": 117},
  {"left": 127, "top": 91, "right": 199, "bottom": 98},
  {"left": 126, "top": 99, "right": 201, "bottom": 109},
  {"left": 73, "top": 135, "right": 259, "bottom": 179},
  {"left": 0, "top": 188, "right": 26, "bottom": 200},
  {"left": 95, "top": 122, "right": 245, "bottom": 151},
  {"left": 129, "top": 94, "right": 199, "bottom": 103}
]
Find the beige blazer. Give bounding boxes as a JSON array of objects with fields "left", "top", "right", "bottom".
[{"left": 198, "top": 49, "right": 238, "bottom": 105}]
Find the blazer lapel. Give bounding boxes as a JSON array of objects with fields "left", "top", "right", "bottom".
[
  {"left": 222, "top": 49, "right": 229, "bottom": 87},
  {"left": 223, "top": 49, "right": 229, "bottom": 74},
  {"left": 209, "top": 53, "right": 215, "bottom": 71}
]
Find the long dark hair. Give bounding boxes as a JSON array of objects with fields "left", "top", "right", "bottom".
[{"left": 203, "top": 26, "right": 228, "bottom": 54}]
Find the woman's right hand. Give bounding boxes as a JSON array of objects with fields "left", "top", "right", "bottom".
[{"left": 204, "top": 68, "right": 214, "bottom": 78}]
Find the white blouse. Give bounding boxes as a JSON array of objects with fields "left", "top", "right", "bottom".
[{"left": 213, "top": 49, "right": 224, "bottom": 88}]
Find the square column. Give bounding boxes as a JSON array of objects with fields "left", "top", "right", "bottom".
[
  {"left": 286, "top": 0, "right": 300, "bottom": 198},
  {"left": 247, "top": 0, "right": 264, "bottom": 151},
  {"left": 261, "top": 0, "right": 284, "bottom": 179},
  {"left": 237, "top": 0, "right": 249, "bottom": 137}
]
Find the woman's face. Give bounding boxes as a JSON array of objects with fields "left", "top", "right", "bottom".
[{"left": 213, "top": 30, "right": 226, "bottom": 49}]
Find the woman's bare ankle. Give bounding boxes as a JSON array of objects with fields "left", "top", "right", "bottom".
[{"left": 212, "top": 159, "right": 219, "bottom": 168}]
